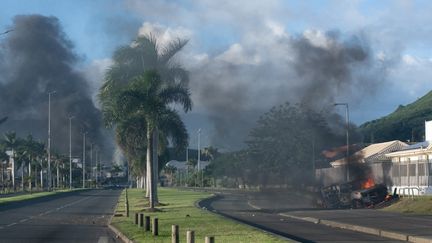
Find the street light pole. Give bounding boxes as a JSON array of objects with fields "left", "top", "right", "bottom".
[
  {"left": 90, "top": 143, "right": 93, "bottom": 184},
  {"left": 68, "top": 116, "right": 74, "bottom": 189},
  {"left": 334, "top": 103, "right": 350, "bottom": 182},
  {"left": 82, "top": 131, "right": 87, "bottom": 188},
  {"left": 197, "top": 129, "right": 201, "bottom": 171},
  {"left": 47, "top": 91, "right": 56, "bottom": 190}
]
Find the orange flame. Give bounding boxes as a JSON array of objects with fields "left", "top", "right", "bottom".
[{"left": 362, "top": 178, "right": 375, "bottom": 189}]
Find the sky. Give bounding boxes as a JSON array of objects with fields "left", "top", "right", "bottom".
[{"left": 2, "top": 0, "right": 432, "bottom": 149}]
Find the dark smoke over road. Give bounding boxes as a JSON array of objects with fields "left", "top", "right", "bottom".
[
  {"left": 191, "top": 30, "right": 387, "bottom": 149},
  {"left": 0, "top": 15, "right": 110, "bottom": 159}
]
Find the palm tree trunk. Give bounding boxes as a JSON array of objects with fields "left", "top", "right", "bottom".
[
  {"left": 145, "top": 174, "right": 150, "bottom": 197},
  {"left": 35, "top": 166, "right": 38, "bottom": 190},
  {"left": 28, "top": 161, "right": 32, "bottom": 192},
  {"left": 152, "top": 127, "right": 159, "bottom": 203},
  {"left": 147, "top": 126, "right": 155, "bottom": 209},
  {"left": 21, "top": 164, "right": 24, "bottom": 191},
  {"left": 40, "top": 168, "right": 43, "bottom": 190},
  {"left": 11, "top": 151, "right": 15, "bottom": 191}
]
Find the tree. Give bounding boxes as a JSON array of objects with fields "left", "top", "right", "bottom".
[
  {"left": 101, "top": 71, "right": 191, "bottom": 209},
  {"left": 100, "top": 34, "right": 190, "bottom": 201},
  {"left": 0, "top": 143, "right": 9, "bottom": 189},
  {"left": 3, "top": 131, "right": 20, "bottom": 190}
]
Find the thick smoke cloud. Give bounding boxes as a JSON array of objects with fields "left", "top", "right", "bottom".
[
  {"left": 0, "top": 15, "right": 109, "bottom": 159},
  {"left": 190, "top": 30, "right": 387, "bottom": 149}
]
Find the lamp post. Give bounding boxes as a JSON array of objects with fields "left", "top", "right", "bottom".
[
  {"left": 95, "top": 147, "right": 98, "bottom": 186},
  {"left": 197, "top": 129, "right": 201, "bottom": 171},
  {"left": 82, "top": 131, "right": 87, "bottom": 188},
  {"left": 68, "top": 115, "right": 74, "bottom": 189},
  {"left": 47, "top": 91, "right": 56, "bottom": 190},
  {"left": 90, "top": 142, "right": 93, "bottom": 184},
  {"left": 334, "top": 103, "right": 350, "bottom": 182}
]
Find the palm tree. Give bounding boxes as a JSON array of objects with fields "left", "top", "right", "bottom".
[
  {"left": 3, "top": 132, "right": 20, "bottom": 190},
  {"left": 100, "top": 34, "right": 191, "bottom": 207},
  {"left": 101, "top": 71, "right": 190, "bottom": 209},
  {"left": 0, "top": 143, "right": 8, "bottom": 191}
]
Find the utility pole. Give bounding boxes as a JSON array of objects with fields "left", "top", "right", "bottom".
[
  {"left": 68, "top": 116, "right": 74, "bottom": 190},
  {"left": 47, "top": 91, "right": 56, "bottom": 191},
  {"left": 82, "top": 131, "right": 87, "bottom": 188},
  {"left": 90, "top": 143, "right": 93, "bottom": 185},
  {"left": 334, "top": 103, "right": 350, "bottom": 182}
]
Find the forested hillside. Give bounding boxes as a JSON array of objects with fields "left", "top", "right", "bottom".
[{"left": 360, "top": 91, "right": 432, "bottom": 143}]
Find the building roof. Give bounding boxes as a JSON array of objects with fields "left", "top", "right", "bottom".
[
  {"left": 386, "top": 141, "right": 432, "bottom": 157},
  {"left": 330, "top": 140, "right": 407, "bottom": 166}
]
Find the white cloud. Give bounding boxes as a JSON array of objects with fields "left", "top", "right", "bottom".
[
  {"left": 138, "top": 22, "right": 193, "bottom": 50},
  {"left": 215, "top": 43, "right": 260, "bottom": 65}
]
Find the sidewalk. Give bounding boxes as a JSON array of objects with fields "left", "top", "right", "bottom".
[{"left": 248, "top": 192, "right": 432, "bottom": 242}]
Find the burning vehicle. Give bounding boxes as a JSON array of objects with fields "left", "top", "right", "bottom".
[{"left": 319, "top": 177, "right": 397, "bottom": 209}]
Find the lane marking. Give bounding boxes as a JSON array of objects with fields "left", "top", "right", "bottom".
[{"left": 1, "top": 190, "right": 106, "bottom": 229}]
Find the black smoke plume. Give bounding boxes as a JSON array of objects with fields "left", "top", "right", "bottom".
[
  {"left": 192, "top": 31, "right": 386, "bottom": 149},
  {"left": 0, "top": 15, "right": 109, "bottom": 160}
]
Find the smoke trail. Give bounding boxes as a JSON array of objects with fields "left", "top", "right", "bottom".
[
  {"left": 0, "top": 15, "right": 110, "bottom": 159},
  {"left": 191, "top": 30, "right": 386, "bottom": 149}
]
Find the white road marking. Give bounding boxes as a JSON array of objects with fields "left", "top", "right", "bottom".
[
  {"left": 1, "top": 190, "right": 106, "bottom": 229},
  {"left": 97, "top": 236, "right": 109, "bottom": 243}
]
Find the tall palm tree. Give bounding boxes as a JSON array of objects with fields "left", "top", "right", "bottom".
[
  {"left": 3, "top": 131, "right": 20, "bottom": 190},
  {"left": 100, "top": 34, "right": 191, "bottom": 204},
  {"left": 101, "top": 71, "right": 190, "bottom": 209},
  {"left": 0, "top": 143, "right": 8, "bottom": 190}
]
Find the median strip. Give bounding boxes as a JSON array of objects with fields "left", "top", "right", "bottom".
[{"left": 109, "top": 188, "right": 289, "bottom": 243}]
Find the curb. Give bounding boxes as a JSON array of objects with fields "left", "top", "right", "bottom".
[
  {"left": 279, "top": 213, "right": 432, "bottom": 243},
  {"left": 197, "top": 194, "right": 300, "bottom": 242},
  {"left": 108, "top": 223, "right": 135, "bottom": 243},
  {"left": 107, "top": 189, "right": 135, "bottom": 243}
]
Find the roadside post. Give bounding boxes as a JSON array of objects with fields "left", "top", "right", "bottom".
[
  {"left": 144, "top": 216, "right": 151, "bottom": 231},
  {"left": 152, "top": 217, "right": 158, "bottom": 236},
  {"left": 187, "top": 230, "right": 195, "bottom": 243},
  {"left": 172, "top": 225, "right": 179, "bottom": 243},
  {"left": 205, "top": 236, "right": 215, "bottom": 243},
  {"left": 139, "top": 213, "right": 144, "bottom": 227}
]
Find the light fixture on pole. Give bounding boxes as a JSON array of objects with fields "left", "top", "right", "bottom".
[
  {"left": 68, "top": 115, "right": 74, "bottom": 190},
  {"left": 334, "top": 103, "right": 350, "bottom": 182},
  {"left": 47, "top": 91, "right": 56, "bottom": 190}
]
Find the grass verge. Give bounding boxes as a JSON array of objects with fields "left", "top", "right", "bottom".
[
  {"left": 111, "top": 188, "right": 288, "bottom": 243},
  {"left": 0, "top": 189, "right": 83, "bottom": 205},
  {"left": 382, "top": 196, "right": 432, "bottom": 214}
]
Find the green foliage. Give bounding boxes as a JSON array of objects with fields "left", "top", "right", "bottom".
[
  {"left": 360, "top": 91, "right": 432, "bottom": 143},
  {"left": 207, "top": 103, "right": 346, "bottom": 188}
]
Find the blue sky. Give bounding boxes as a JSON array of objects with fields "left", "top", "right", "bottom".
[{"left": 2, "top": 0, "right": 432, "bottom": 148}]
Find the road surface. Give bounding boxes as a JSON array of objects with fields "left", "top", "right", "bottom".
[
  {"left": 200, "top": 190, "right": 403, "bottom": 242},
  {"left": 0, "top": 189, "right": 121, "bottom": 243}
]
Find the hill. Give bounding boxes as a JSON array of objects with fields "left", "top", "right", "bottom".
[{"left": 360, "top": 91, "right": 432, "bottom": 143}]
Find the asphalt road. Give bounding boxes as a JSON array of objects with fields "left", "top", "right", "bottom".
[
  {"left": 0, "top": 189, "right": 122, "bottom": 243},
  {"left": 200, "top": 191, "right": 403, "bottom": 243}
]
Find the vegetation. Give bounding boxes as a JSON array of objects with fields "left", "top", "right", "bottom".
[
  {"left": 111, "top": 188, "right": 287, "bottom": 243},
  {"left": 360, "top": 90, "right": 432, "bottom": 143},
  {"left": 202, "top": 103, "right": 347, "bottom": 188},
  {"left": 383, "top": 196, "right": 432, "bottom": 214},
  {"left": 99, "top": 34, "right": 191, "bottom": 209}
]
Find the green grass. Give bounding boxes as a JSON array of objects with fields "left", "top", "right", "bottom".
[
  {"left": 0, "top": 189, "right": 83, "bottom": 205},
  {"left": 111, "top": 188, "right": 289, "bottom": 243},
  {"left": 383, "top": 196, "right": 432, "bottom": 214}
]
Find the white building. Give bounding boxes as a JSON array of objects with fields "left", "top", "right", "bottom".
[{"left": 386, "top": 121, "right": 432, "bottom": 195}]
